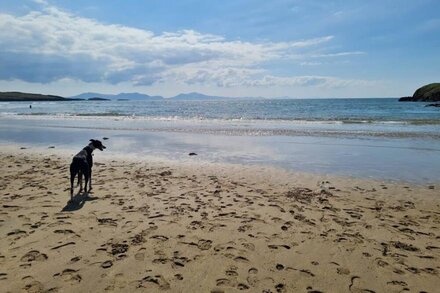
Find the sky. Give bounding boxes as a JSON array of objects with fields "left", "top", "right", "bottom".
[{"left": 0, "top": 0, "right": 439, "bottom": 98}]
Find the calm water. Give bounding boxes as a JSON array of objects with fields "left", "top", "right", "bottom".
[
  {"left": 1, "top": 98, "right": 439, "bottom": 182},
  {"left": 1, "top": 98, "right": 439, "bottom": 124}
]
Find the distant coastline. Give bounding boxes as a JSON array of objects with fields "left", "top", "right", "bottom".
[
  {"left": 0, "top": 91, "right": 234, "bottom": 102},
  {"left": 0, "top": 92, "right": 77, "bottom": 102}
]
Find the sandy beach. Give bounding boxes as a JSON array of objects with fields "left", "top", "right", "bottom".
[
  {"left": 1, "top": 0, "right": 440, "bottom": 291},
  {"left": 0, "top": 147, "right": 439, "bottom": 292}
]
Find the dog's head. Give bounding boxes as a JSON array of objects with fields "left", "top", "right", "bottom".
[{"left": 90, "top": 139, "right": 106, "bottom": 151}]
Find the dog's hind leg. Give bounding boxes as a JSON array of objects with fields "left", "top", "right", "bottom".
[{"left": 70, "top": 164, "right": 77, "bottom": 199}]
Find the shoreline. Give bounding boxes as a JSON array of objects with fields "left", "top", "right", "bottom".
[
  {"left": 1, "top": 123, "right": 440, "bottom": 183},
  {"left": 2, "top": 142, "right": 440, "bottom": 186},
  {"left": 1, "top": 148, "right": 439, "bottom": 292},
  {"left": 1, "top": 143, "right": 440, "bottom": 187}
]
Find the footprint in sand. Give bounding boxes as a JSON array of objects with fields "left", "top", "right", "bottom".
[
  {"left": 241, "top": 242, "right": 255, "bottom": 251},
  {"left": 237, "top": 283, "right": 250, "bottom": 290},
  {"left": 337, "top": 267, "right": 350, "bottom": 275},
  {"left": 7, "top": 229, "right": 28, "bottom": 240},
  {"left": 152, "top": 257, "right": 168, "bottom": 264},
  {"left": 21, "top": 251, "right": 48, "bottom": 262},
  {"left": 234, "top": 256, "right": 249, "bottom": 263},
  {"left": 105, "top": 273, "right": 127, "bottom": 291},
  {"left": 101, "top": 260, "right": 113, "bottom": 269},
  {"left": 70, "top": 256, "right": 81, "bottom": 263},
  {"left": 50, "top": 242, "right": 75, "bottom": 250},
  {"left": 246, "top": 268, "right": 259, "bottom": 286},
  {"left": 174, "top": 274, "right": 183, "bottom": 281},
  {"left": 135, "top": 251, "right": 145, "bottom": 261},
  {"left": 23, "top": 280, "right": 45, "bottom": 293},
  {"left": 197, "top": 239, "right": 213, "bottom": 250},
  {"left": 138, "top": 275, "right": 170, "bottom": 290},
  {"left": 131, "top": 233, "right": 145, "bottom": 245},
  {"left": 53, "top": 229, "right": 77, "bottom": 236},
  {"left": 238, "top": 225, "right": 252, "bottom": 232},
  {"left": 268, "top": 244, "right": 291, "bottom": 250},
  {"left": 110, "top": 243, "right": 129, "bottom": 255},
  {"left": 53, "top": 269, "right": 82, "bottom": 284},
  {"left": 216, "top": 278, "right": 236, "bottom": 287},
  {"left": 97, "top": 218, "right": 118, "bottom": 226},
  {"left": 172, "top": 256, "right": 188, "bottom": 268},
  {"left": 150, "top": 235, "right": 169, "bottom": 242}
]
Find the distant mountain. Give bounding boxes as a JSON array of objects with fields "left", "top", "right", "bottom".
[
  {"left": 115, "top": 92, "right": 163, "bottom": 100},
  {"left": 70, "top": 92, "right": 163, "bottom": 100},
  {"left": 169, "top": 92, "right": 231, "bottom": 100},
  {"left": 0, "top": 91, "right": 75, "bottom": 101},
  {"left": 1, "top": 91, "right": 269, "bottom": 102}
]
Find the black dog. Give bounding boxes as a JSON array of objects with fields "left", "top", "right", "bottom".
[{"left": 70, "top": 139, "right": 106, "bottom": 198}]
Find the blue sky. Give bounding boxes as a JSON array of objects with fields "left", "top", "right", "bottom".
[{"left": 0, "top": 0, "right": 439, "bottom": 98}]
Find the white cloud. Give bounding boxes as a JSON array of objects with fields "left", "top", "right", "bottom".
[
  {"left": 311, "top": 51, "right": 366, "bottom": 58},
  {"left": 300, "top": 61, "right": 322, "bottom": 66},
  {"left": 32, "top": 0, "right": 48, "bottom": 5},
  {"left": 0, "top": 4, "right": 370, "bottom": 90},
  {"left": 239, "top": 75, "right": 375, "bottom": 88}
]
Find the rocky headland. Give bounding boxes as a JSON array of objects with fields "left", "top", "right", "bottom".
[
  {"left": 399, "top": 83, "right": 440, "bottom": 102},
  {"left": 0, "top": 92, "right": 75, "bottom": 102}
]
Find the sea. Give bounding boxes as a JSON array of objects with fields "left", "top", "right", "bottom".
[{"left": 1, "top": 98, "right": 439, "bottom": 182}]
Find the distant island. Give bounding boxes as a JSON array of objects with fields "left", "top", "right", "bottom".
[
  {"left": 399, "top": 83, "right": 440, "bottom": 102},
  {"left": 170, "top": 92, "right": 230, "bottom": 100},
  {"left": 88, "top": 97, "right": 110, "bottom": 101},
  {"left": 0, "top": 91, "right": 75, "bottom": 102},
  {"left": 70, "top": 92, "right": 163, "bottom": 101}
]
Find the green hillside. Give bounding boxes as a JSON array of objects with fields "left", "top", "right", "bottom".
[
  {"left": 0, "top": 92, "right": 72, "bottom": 101},
  {"left": 399, "top": 83, "right": 440, "bottom": 102}
]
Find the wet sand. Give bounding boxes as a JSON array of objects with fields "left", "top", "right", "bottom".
[{"left": 0, "top": 148, "right": 439, "bottom": 292}]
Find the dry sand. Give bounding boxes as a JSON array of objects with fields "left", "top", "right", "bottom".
[{"left": 0, "top": 148, "right": 439, "bottom": 292}]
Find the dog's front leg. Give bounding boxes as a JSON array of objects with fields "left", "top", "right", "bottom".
[{"left": 84, "top": 169, "right": 89, "bottom": 194}]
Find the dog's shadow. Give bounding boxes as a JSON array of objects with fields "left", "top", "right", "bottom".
[{"left": 62, "top": 192, "right": 99, "bottom": 212}]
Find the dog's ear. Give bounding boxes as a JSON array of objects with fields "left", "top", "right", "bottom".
[{"left": 90, "top": 139, "right": 95, "bottom": 142}]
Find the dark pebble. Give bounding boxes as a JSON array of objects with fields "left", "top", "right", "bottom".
[{"left": 276, "top": 264, "right": 284, "bottom": 270}]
